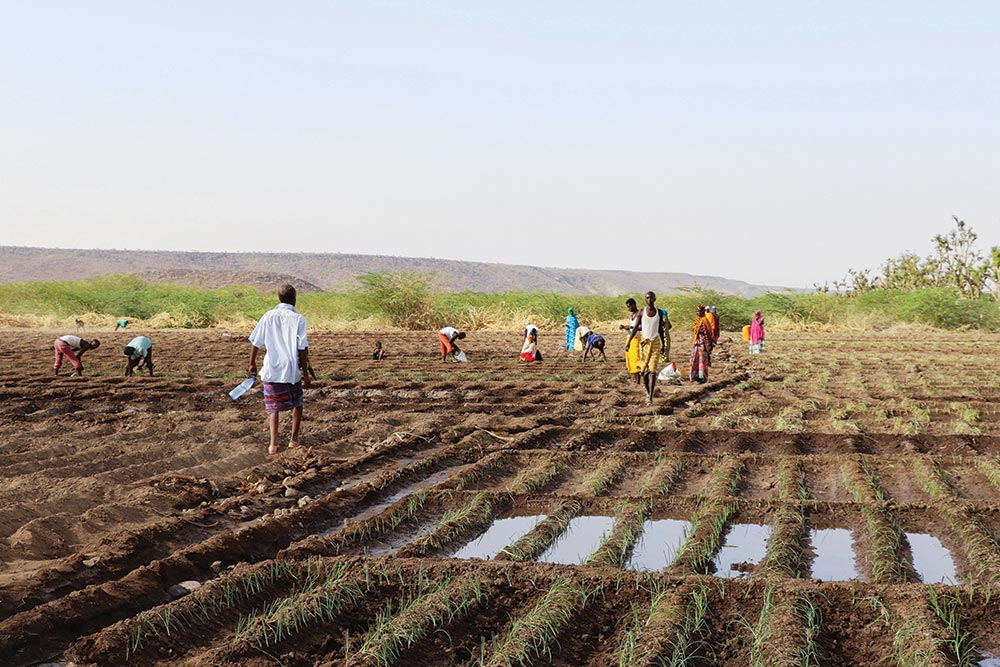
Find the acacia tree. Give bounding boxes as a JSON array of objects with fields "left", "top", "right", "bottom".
[
  {"left": 931, "top": 217, "right": 983, "bottom": 297},
  {"left": 355, "top": 271, "right": 439, "bottom": 329},
  {"left": 835, "top": 217, "right": 1000, "bottom": 300}
]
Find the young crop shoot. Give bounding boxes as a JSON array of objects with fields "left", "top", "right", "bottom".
[
  {"left": 763, "top": 504, "right": 806, "bottom": 578},
  {"left": 672, "top": 501, "right": 739, "bottom": 576},
  {"left": 941, "top": 506, "right": 1000, "bottom": 585},
  {"left": 325, "top": 490, "right": 430, "bottom": 555},
  {"left": 577, "top": 455, "right": 628, "bottom": 496},
  {"left": 351, "top": 575, "right": 490, "bottom": 667},
  {"left": 505, "top": 455, "right": 562, "bottom": 494},
  {"left": 638, "top": 456, "right": 688, "bottom": 497},
  {"left": 497, "top": 500, "right": 582, "bottom": 563},
  {"left": 777, "top": 458, "right": 811, "bottom": 502},
  {"left": 622, "top": 583, "right": 712, "bottom": 667},
  {"left": 913, "top": 458, "right": 959, "bottom": 500},
  {"left": 454, "top": 451, "right": 513, "bottom": 490},
  {"left": 398, "top": 492, "right": 497, "bottom": 558},
  {"left": 587, "top": 500, "right": 652, "bottom": 568},
  {"left": 926, "top": 588, "right": 978, "bottom": 667},
  {"left": 479, "top": 578, "right": 593, "bottom": 667},
  {"left": 117, "top": 559, "right": 298, "bottom": 662},
  {"left": 860, "top": 506, "right": 909, "bottom": 584},
  {"left": 747, "top": 585, "right": 823, "bottom": 667}
]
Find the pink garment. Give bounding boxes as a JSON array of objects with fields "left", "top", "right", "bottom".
[
  {"left": 750, "top": 312, "right": 765, "bottom": 345},
  {"left": 54, "top": 338, "right": 82, "bottom": 372}
]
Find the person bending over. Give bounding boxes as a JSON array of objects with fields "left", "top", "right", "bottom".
[
  {"left": 578, "top": 327, "right": 607, "bottom": 362},
  {"left": 123, "top": 336, "right": 154, "bottom": 377},
  {"left": 54, "top": 335, "right": 100, "bottom": 376},
  {"left": 439, "top": 326, "right": 466, "bottom": 361}
]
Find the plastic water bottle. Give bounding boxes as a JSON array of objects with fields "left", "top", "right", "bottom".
[{"left": 229, "top": 376, "right": 256, "bottom": 400}]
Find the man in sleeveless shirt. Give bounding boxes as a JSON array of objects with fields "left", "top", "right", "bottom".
[{"left": 624, "top": 291, "right": 665, "bottom": 405}]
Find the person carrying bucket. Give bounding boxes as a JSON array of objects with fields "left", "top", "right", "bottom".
[{"left": 439, "top": 326, "right": 466, "bottom": 361}]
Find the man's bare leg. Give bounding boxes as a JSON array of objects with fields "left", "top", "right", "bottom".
[
  {"left": 268, "top": 412, "right": 280, "bottom": 454},
  {"left": 643, "top": 374, "right": 656, "bottom": 405},
  {"left": 289, "top": 406, "right": 302, "bottom": 448}
]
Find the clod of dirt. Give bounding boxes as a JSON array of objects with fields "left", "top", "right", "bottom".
[
  {"left": 297, "top": 496, "right": 312, "bottom": 508},
  {"left": 82, "top": 557, "right": 100, "bottom": 568},
  {"left": 284, "top": 487, "right": 301, "bottom": 498},
  {"left": 282, "top": 475, "right": 302, "bottom": 488},
  {"left": 210, "top": 560, "right": 223, "bottom": 573}
]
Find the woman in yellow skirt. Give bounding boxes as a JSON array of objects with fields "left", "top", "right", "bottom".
[{"left": 620, "top": 297, "right": 642, "bottom": 384}]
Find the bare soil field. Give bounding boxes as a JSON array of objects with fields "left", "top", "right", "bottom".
[{"left": 2, "top": 328, "right": 1000, "bottom": 666}]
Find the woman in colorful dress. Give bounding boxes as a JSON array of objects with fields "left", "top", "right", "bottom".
[
  {"left": 749, "top": 310, "right": 766, "bottom": 354},
  {"left": 619, "top": 298, "right": 642, "bottom": 384},
  {"left": 690, "top": 305, "right": 713, "bottom": 383},
  {"left": 564, "top": 307, "right": 579, "bottom": 351},
  {"left": 520, "top": 324, "right": 542, "bottom": 362}
]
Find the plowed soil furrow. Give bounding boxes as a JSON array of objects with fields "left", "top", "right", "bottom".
[{"left": 1, "top": 328, "right": 1000, "bottom": 665}]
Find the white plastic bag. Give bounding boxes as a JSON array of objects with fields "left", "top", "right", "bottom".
[
  {"left": 657, "top": 362, "right": 680, "bottom": 382},
  {"left": 453, "top": 350, "right": 469, "bottom": 363}
]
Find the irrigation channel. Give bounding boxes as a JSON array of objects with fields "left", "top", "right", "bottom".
[{"left": 2, "top": 329, "right": 1000, "bottom": 665}]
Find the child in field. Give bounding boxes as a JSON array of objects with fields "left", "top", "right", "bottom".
[
  {"left": 577, "top": 326, "right": 607, "bottom": 362},
  {"left": 372, "top": 341, "right": 387, "bottom": 360},
  {"left": 114, "top": 319, "right": 129, "bottom": 331}
]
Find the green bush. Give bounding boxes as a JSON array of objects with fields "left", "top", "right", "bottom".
[{"left": 0, "top": 274, "right": 997, "bottom": 331}]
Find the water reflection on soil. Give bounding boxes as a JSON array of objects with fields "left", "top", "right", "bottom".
[
  {"left": 712, "top": 523, "right": 771, "bottom": 578},
  {"left": 626, "top": 519, "right": 693, "bottom": 571},
  {"left": 538, "top": 516, "right": 616, "bottom": 565},
  {"left": 452, "top": 515, "right": 547, "bottom": 560},
  {"left": 906, "top": 532, "right": 958, "bottom": 584},
  {"left": 318, "top": 464, "right": 470, "bottom": 538},
  {"left": 809, "top": 528, "right": 861, "bottom": 581}
]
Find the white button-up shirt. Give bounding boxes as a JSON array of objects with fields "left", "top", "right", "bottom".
[{"left": 248, "top": 303, "right": 308, "bottom": 384}]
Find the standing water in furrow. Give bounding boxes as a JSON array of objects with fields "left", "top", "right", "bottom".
[
  {"left": 626, "top": 518, "right": 693, "bottom": 571},
  {"left": 451, "top": 514, "right": 548, "bottom": 560},
  {"left": 538, "top": 516, "right": 616, "bottom": 565}
]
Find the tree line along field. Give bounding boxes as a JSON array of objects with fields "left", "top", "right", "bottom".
[{"left": 1, "top": 327, "right": 1000, "bottom": 666}]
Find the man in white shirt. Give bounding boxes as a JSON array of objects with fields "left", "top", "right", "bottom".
[{"left": 248, "top": 284, "right": 311, "bottom": 455}]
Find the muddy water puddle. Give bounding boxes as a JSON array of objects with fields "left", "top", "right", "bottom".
[
  {"left": 712, "top": 523, "right": 771, "bottom": 578},
  {"left": 809, "top": 528, "right": 861, "bottom": 581},
  {"left": 318, "top": 464, "right": 470, "bottom": 538},
  {"left": 451, "top": 514, "right": 547, "bottom": 560},
  {"left": 538, "top": 516, "right": 616, "bottom": 565},
  {"left": 626, "top": 518, "right": 693, "bottom": 571},
  {"left": 335, "top": 456, "right": 424, "bottom": 491},
  {"left": 906, "top": 532, "right": 958, "bottom": 584}
]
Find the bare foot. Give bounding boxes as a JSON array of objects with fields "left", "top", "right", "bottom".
[
  {"left": 288, "top": 441, "right": 300, "bottom": 449},
  {"left": 268, "top": 444, "right": 279, "bottom": 455}
]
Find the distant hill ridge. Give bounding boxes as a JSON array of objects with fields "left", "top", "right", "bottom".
[{"left": 0, "top": 246, "right": 795, "bottom": 296}]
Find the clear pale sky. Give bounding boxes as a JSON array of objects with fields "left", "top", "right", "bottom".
[{"left": 2, "top": 2, "right": 998, "bottom": 288}]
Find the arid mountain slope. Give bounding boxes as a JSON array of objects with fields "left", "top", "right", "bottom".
[{"left": 0, "top": 246, "right": 794, "bottom": 295}]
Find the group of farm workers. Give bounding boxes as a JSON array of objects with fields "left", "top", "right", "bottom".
[
  {"left": 53, "top": 334, "right": 154, "bottom": 377},
  {"left": 50, "top": 283, "right": 767, "bottom": 455},
  {"left": 521, "top": 296, "right": 767, "bottom": 405}
]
